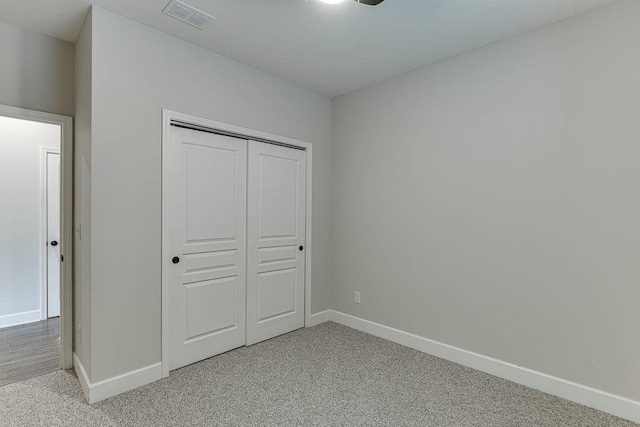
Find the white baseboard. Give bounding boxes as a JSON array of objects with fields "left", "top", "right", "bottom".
[
  {"left": 72, "top": 308, "right": 324, "bottom": 404},
  {"left": 73, "top": 352, "right": 162, "bottom": 404},
  {"left": 329, "top": 310, "right": 640, "bottom": 424},
  {"left": 308, "top": 310, "right": 331, "bottom": 327},
  {"left": 0, "top": 309, "right": 41, "bottom": 329},
  {"left": 73, "top": 353, "right": 91, "bottom": 400}
]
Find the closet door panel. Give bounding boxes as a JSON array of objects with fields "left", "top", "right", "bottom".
[
  {"left": 167, "top": 127, "right": 247, "bottom": 370},
  {"left": 246, "top": 141, "right": 306, "bottom": 345}
]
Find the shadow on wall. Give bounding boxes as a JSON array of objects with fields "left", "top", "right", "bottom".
[{"left": 0, "top": 20, "right": 75, "bottom": 116}]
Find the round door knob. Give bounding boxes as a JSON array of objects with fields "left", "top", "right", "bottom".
[
  {"left": 172, "top": 256, "right": 180, "bottom": 264},
  {"left": 299, "top": 245, "right": 304, "bottom": 251},
  {"left": 50, "top": 241, "right": 58, "bottom": 247}
]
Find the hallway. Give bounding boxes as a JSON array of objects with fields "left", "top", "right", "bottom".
[{"left": 0, "top": 318, "right": 60, "bottom": 387}]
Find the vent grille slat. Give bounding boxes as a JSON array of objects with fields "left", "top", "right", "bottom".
[
  {"left": 169, "top": 4, "right": 191, "bottom": 19},
  {"left": 187, "top": 12, "right": 210, "bottom": 27},
  {"left": 163, "top": 0, "right": 215, "bottom": 29}
]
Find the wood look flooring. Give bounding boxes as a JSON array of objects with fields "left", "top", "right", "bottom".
[{"left": 0, "top": 318, "right": 60, "bottom": 387}]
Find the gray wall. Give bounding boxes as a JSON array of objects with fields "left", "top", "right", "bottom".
[
  {"left": 0, "top": 20, "right": 74, "bottom": 117},
  {"left": 73, "top": 9, "right": 93, "bottom": 377},
  {"left": 85, "top": 7, "right": 332, "bottom": 382},
  {"left": 0, "top": 117, "right": 59, "bottom": 320},
  {"left": 331, "top": 0, "right": 640, "bottom": 402}
]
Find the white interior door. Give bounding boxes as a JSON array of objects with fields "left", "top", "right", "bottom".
[
  {"left": 167, "top": 127, "right": 247, "bottom": 371},
  {"left": 246, "top": 141, "right": 306, "bottom": 345},
  {"left": 46, "top": 151, "right": 60, "bottom": 318}
]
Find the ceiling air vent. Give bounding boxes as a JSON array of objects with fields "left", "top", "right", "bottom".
[{"left": 163, "top": 0, "right": 215, "bottom": 29}]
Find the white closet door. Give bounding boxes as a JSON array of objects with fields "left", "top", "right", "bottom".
[
  {"left": 168, "top": 127, "right": 247, "bottom": 370},
  {"left": 46, "top": 152, "right": 61, "bottom": 318},
  {"left": 246, "top": 141, "right": 306, "bottom": 345}
]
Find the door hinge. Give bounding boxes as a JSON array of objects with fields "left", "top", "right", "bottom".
[{"left": 61, "top": 255, "right": 64, "bottom": 262}]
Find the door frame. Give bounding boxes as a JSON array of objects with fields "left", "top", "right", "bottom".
[
  {"left": 161, "top": 109, "right": 313, "bottom": 378},
  {"left": 0, "top": 104, "right": 73, "bottom": 370},
  {"left": 40, "top": 147, "right": 61, "bottom": 320}
]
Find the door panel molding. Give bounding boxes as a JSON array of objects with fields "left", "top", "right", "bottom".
[{"left": 161, "top": 110, "right": 313, "bottom": 378}]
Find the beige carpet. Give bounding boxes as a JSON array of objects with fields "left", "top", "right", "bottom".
[{"left": 0, "top": 322, "right": 636, "bottom": 426}]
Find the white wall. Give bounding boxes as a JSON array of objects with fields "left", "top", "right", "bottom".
[
  {"left": 332, "top": 0, "right": 640, "bottom": 403},
  {"left": 74, "top": 9, "right": 93, "bottom": 376},
  {"left": 0, "top": 19, "right": 73, "bottom": 328},
  {"left": 0, "top": 115, "right": 60, "bottom": 324},
  {"left": 83, "top": 7, "right": 332, "bottom": 383},
  {"left": 0, "top": 20, "right": 74, "bottom": 117}
]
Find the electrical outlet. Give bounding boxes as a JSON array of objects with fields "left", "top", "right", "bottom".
[
  {"left": 78, "top": 324, "right": 82, "bottom": 343},
  {"left": 75, "top": 223, "right": 82, "bottom": 240},
  {"left": 354, "top": 291, "right": 361, "bottom": 304}
]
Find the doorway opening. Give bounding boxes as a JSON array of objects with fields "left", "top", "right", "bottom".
[{"left": 0, "top": 105, "right": 73, "bottom": 387}]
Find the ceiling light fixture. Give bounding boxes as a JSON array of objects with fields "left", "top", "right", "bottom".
[{"left": 319, "top": 0, "right": 347, "bottom": 4}]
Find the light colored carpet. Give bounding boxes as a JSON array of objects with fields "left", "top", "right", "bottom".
[{"left": 0, "top": 322, "right": 636, "bottom": 427}]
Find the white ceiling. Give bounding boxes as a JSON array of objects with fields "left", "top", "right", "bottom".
[{"left": 0, "top": 0, "right": 621, "bottom": 97}]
